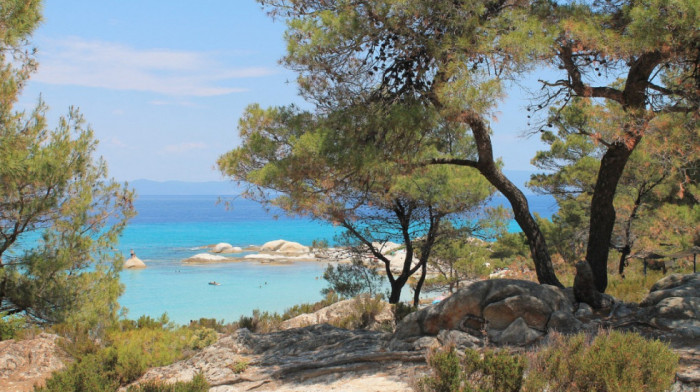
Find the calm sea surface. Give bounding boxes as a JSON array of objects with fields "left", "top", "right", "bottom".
[{"left": 117, "top": 194, "right": 557, "bottom": 325}]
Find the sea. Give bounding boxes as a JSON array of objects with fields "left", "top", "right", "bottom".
[{"left": 117, "top": 194, "right": 558, "bottom": 325}]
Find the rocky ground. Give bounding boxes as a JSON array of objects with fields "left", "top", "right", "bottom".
[
  {"left": 1, "top": 274, "right": 697, "bottom": 392},
  {"left": 0, "top": 333, "right": 67, "bottom": 392}
]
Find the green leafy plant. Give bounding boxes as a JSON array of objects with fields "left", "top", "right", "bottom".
[
  {"left": 417, "top": 346, "right": 525, "bottom": 392},
  {"left": 523, "top": 330, "right": 679, "bottom": 392},
  {"left": 0, "top": 313, "right": 26, "bottom": 341}
]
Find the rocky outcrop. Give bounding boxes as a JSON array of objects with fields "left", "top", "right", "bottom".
[
  {"left": 131, "top": 325, "right": 424, "bottom": 392},
  {"left": 212, "top": 243, "right": 243, "bottom": 254},
  {"left": 638, "top": 273, "right": 700, "bottom": 338},
  {"left": 183, "top": 253, "right": 233, "bottom": 263},
  {"left": 280, "top": 297, "right": 394, "bottom": 330},
  {"left": 394, "top": 279, "right": 577, "bottom": 346},
  {"left": 124, "top": 256, "right": 146, "bottom": 269},
  {"left": 0, "top": 333, "right": 67, "bottom": 392},
  {"left": 260, "top": 240, "right": 309, "bottom": 254}
]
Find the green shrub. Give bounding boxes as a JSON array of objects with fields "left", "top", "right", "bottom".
[
  {"left": 333, "top": 294, "right": 387, "bottom": 330},
  {"left": 523, "top": 330, "right": 679, "bottom": 392},
  {"left": 126, "top": 373, "right": 209, "bottom": 392},
  {"left": 188, "top": 318, "right": 236, "bottom": 334},
  {"left": 606, "top": 270, "right": 664, "bottom": 303},
  {"left": 37, "top": 350, "right": 120, "bottom": 392},
  {"left": 321, "top": 259, "right": 384, "bottom": 298},
  {"left": 463, "top": 348, "right": 525, "bottom": 392},
  {"left": 417, "top": 346, "right": 525, "bottom": 392},
  {"left": 0, "top": 312, "right": 25, "bottom": 341},
  {"left": 41, "top": 316, "right": 217, "bottom": 390},
  {"left": 229, "top": 359, "right": 250, "bottom": 374},
  {"left": 417, "top": 347, "right": 463, "bottom": 392},
  {"left": 235, "top": 309, "right": 283, "bottom": 333}
]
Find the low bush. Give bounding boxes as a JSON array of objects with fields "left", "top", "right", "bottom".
[
  {"left": 0, "top": 312, "right": 26, "bottom": 341},
  {"left": 417, "top": 346, "right": 525, "bottom": 392},
  {"left": 126, "top": 373, "right": 209, "bottom": 392},
  {"left": 235, "top": 292, "right": 342, "bottom": 333},
  {"left": 40, "top": 314, "right": 218, "bottom": 390},
  {"left": 333, "top": 294, "right": 387, "bottom": 330},
  {"left": 523, "top": 330, "right": 679, "bottom": 392}
]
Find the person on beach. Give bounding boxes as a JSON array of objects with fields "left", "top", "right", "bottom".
[{"left": 130, "top": 249, "right": 135, "bottom": 258}]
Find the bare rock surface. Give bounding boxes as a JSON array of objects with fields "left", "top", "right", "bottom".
[
  {"left": 0, "top": 333, "right": 68, "bottom": 392},
  {"left": 133, "top": 325, "right": 425, "bottom": 392}
]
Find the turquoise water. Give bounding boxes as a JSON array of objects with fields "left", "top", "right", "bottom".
[{"left": 116, "top": 195, "right": 557, "bottom": 325}]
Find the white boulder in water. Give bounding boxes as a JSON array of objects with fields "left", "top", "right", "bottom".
[
  {"left": 182, "top": 253, "right": 231, "bottom": 263},
  {"left": 260, "top": 239, "right": 309, "bottom": 254},
  {"left": 124, "top": 256, "right": 146, "bottom": 269},
  {"left": 212, "top": 242, "right": 243, "bottom": 253}
]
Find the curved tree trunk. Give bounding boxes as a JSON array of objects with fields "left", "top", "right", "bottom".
[
  {"left": 413, "top": 260, "right": 427, "bottom": 307},
  {"left": 585, "top": 143, "right": 637, "bottom": 292},
  {"left": 465, "top": 112, "right": 563, "bottom": 288}
]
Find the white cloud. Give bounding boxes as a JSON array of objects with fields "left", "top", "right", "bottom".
[
  {"left": 33, "top": 37, "right": 277, "bottom": 96},
  {"left": 109, "top": 137, "right": 128, "bottom": 148},
  {"left": 161, "top": 142, "right": 208, "bottom": 154}
]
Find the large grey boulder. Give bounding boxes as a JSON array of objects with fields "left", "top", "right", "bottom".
[
  {"left": 638, "top": 273, "right": 700, "bottom": 338},
  {"left": 394, "top": 279, "right": 575, "bottom": 346}
]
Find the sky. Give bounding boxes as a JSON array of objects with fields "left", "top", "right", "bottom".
[{"left": 19, "top": 0, "right": 550, "bottom": 183}]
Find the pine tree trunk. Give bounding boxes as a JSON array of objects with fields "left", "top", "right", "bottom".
[{"left": 585, "top": 142, "right": 637, "bottom": 292}]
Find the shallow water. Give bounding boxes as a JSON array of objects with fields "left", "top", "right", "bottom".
[{"left": 116, "top": 194, "right": 557, "bottom": 325}]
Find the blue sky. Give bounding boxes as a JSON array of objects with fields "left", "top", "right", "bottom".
[{"left": 19, "top": 0, "right": 549, "bottom": 183}]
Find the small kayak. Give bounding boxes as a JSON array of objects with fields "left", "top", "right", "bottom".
[{"left": 208, "top": 281, "right": 221, "bottom": 286}]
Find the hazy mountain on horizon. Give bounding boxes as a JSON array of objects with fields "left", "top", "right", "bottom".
[{"left": 128, "top": 170, "right": 540, "bottom": 196}]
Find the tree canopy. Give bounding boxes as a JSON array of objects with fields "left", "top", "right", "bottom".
[
  {"left": 0, "top": 0, "right": 135, "bottom": 326},
  {"left": 219, "top": 103, "right": 503, "bottom": 304},
  {"left": 237, "top": 0, "right": 698, "bottom": 301}
]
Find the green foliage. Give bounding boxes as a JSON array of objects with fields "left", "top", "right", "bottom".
[
  {"left": 236, "top": 309, "right": 282, "bottom": 334},
  {"left": 417, "top": 347, "right": 525, "bottom": 392},
  {"left": 37, "top": 350, "right": 120, "bottom": 392},
  {"left": 311, "top": 238, "right": 329, "bottom": 249},
  {"left": 0, "top": 0, "right": 134, "bottom": 328},
  {"left": 333, "top": 294, "right": 387, "bottom": 330},
  {"left": 417, "top": 347, "right": 463, "bottom": 392},
  {"left": 126, "top": 374, "right": 209, "bottom": 392},
  {"left": 41, "top": 315, "right": 217, "bottom": 390},
  {"left": 490, "top": 232, "right": 530, "bottom": 260},
  {"left": 321, "top": 259, "right": 384, "bottom": 298},
  {"left": 427, "top": 235, "right": 493, "bottom": 293},
  {"left": 235, "top": 292, "right": 342, "bottom": 333},
  {"left": 523, "top": 330, "right": 679, "bottom": 392},
  {"left": 0, "top": 312, "right": 26, "bottom": 340},
  {"left": 605, "top": 269, "right": 666, "bottom": 303},
  {"left": 229, "top": 359, "right": 249, "bottom": 374}
]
